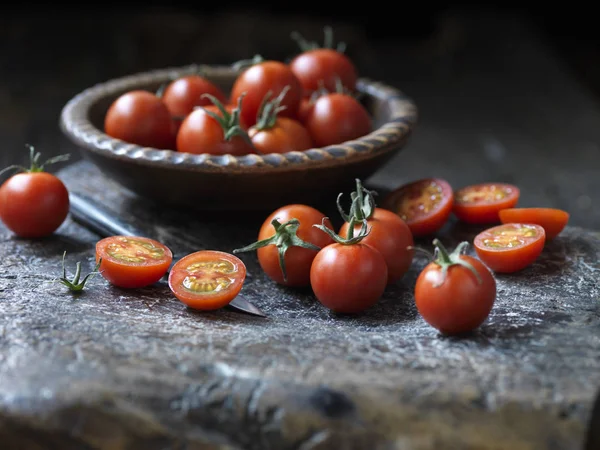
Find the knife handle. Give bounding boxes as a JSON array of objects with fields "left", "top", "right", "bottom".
[{"left": 69, "top": 192, "right": 143, "bottom": 238}]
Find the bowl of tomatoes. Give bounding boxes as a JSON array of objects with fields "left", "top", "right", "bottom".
[{"left": 59, "top": 42, "right": 417, "bottom": 211}]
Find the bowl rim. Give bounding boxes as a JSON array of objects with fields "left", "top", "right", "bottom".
[{"left": 59, "top": 64, "right": 418, "bottom": 173}]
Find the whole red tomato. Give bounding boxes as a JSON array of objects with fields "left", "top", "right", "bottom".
[
  {"left": 0, "top": 145, "right": 70, "bottom": 238},
  {"left": 230, "top": 59, "right": 303, "bottom": 127},
  {"left": 289, "top": 26, "right": 358, "bottom": 95},
  {"left": 234, "top": 204, "right": 334, "bottom": 287},
  {"left": 305, "top": 93, "right": 371, "bottom": 147},
  {"left": 310, "top": 220, "right": 388, "bottom": 314},
  {"left": 415, "top": 239, "right": 496, "bottom": 335},
  {"left": 248, "top": 88, "right": 313, "bottom": 154},
  {"left": 161, "top": 74, "right": 227, "bottom": 118},
  {"left": 176, "top": 94, "right": 254, "bottom": 156},
  {"left": 338, "top": 179, "right": 414, "bottom": 284},
  {"left": 104, "top": 90, "right": 175, "bottom": 149}
]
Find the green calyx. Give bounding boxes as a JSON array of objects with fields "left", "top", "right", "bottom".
[
  {"left": 254, "top": 86, "right": 290, "bottom": 131},
  {"left": 199, "top": 93, "right": 254, "bottom": 145},
  {"left": 232, "top": 54, "right": 265, "bottom": 72},
  {"left": 56, "top": 251, "right": 102, "bottom": 293},
  {"left": 337, "top": 178, "right": 378, "bottom": 223},
  {"left": 314, "top": 217, "right": 370, "bottom": 245},
  {"left": 0, "top": 144, "right": 70, "bottom": 178},
  {"left": 431, "top": 239, "right": 483, "bottom": 287},
  {"left": 233, "top": 218, "right": 321, "bottom": 283},
  {"left": 291, "top": 25, "right": 347, "bottom": 53}
]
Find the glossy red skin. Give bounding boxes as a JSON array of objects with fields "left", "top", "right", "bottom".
[
  {"left": 453, "top": 183, "right": 520, "bottom": 224},
  {"left": 176, "top": 107, "right": 253, "bottom": 156},
  {"left": 289, "top": 49, "right": 358, "bottom": 95},
  {"left": 339, "top": 208, "right": 414, "bottom": 284},
  {"left": 104, "top": 90, "right": 175, "bottom": 149},
  {"left": 415, "top": 255, "right": 496, "bottom": 335},
  {"left": 305, "top": 93, "right": 371, "bottom": 147},
  {"left": 249, "top": 117, "right": 314, "bottom": 154},
  {"left": 499, "top": 207, "right": 569, "bottom": 240},
  {"left": 0, "top": 172, "right": 69, "bottom": 238},
  {"left": 161, "top": 75, "right": 227, "bottom": 118},
  {"left": 310, "top": 242, "right": 388, "bottom": 314},
  {"left": 96, "top": 236, "right": 173, "bottom": 289},
  {"left": 257, "top": 205, "right": 334, "bottom": 287},
  {"left": 474, "top": 223, "right": 546, "bottom": 273},
  {"left": 168, "top": 250, "right": 246, "bottom": 310},
  {"left": 382, "top": 178, "right": 454, "bottom": 237},
  {"left": 230, "top": 61, "right": 303, "bottom": 127},
  {"left": 298, "top": 98, "right": 314, "bottom": 123}
]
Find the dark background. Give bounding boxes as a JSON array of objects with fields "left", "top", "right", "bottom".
[{"left": 1, "top": 2, "right": 599, "bottom": 228}]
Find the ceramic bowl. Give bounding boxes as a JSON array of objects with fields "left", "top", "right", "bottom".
[{"left": 59, "top": 64, "right": 418, "bottom": 212}]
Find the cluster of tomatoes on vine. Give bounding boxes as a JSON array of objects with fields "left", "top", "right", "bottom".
[{"left": 104, "top": 27, "right": 371, "bottom": 155}]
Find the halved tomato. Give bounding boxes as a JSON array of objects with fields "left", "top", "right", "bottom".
[
  {"left": 382, "top": 178, "right": 454, "bottom": 237},
  {"left": 96, "top": 236, "right": 173, "bottom": 288},
  {"left": 453, "top": 182, "right": 519, "bottom": 224},
  {"left": 499, "top": 207, "right": 569, "bottom": 240},
  {"left": 473, "top": 223, "right": 545, "bottom": 273},
  {"left": 168, "top": 250, "right": 246, "bottom": 310}
]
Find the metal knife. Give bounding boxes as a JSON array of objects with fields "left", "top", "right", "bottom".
[{"left": 68, "top": 192, "right": 266, "bottom": 318}]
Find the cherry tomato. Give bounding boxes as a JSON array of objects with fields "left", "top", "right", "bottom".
[
  {"left": 0, "top": 145, "right": 70, "bottom": 238},
  {"left": 290, "top": 48, "right": 358, "bottom": 96},
  {"left": 499, "top": 207, "right": 569, "bottom": 240},
  {"left": 249, "top": 117, "right": 313, "bottom": 154},
  {"left": 161, "top": 75, "right": 227, "bottom": 118},
  {"left": 230, "top": 60, "right": 303, "bottom": 127},
  {"left": 297, "top": 98, "right": 314, "bottom": 123},
  {"left": 337, "top": 180, "right": 414, "bottom": 284},
  {"left": 474, "top": 223, "right": 546, "bottom": 273},
  {"left": 104, "top": 90, "right": 175, "bottom": 149},
  {"left": 176, "top": 97, "right": 254, "bottom": 156},
  {"left": 310, "top": 238, "right": 388, "bottom": 314},
  {"left": 168, "top": 250, "right": 246, "bottom": 310},
  {"left": 305, "top": 93, "right": 371, "bottom": 147},
  {"left": 453, "top": 182, "right": 520, "bottom": 224},
  {"left": 414, "top": 239, "right": 496, "bottom": 335},
  {"left": 382, "top": 178, "right": 454, "bottom": 237},
  {"left": 234, "top": 205, "right": 334, "bottom": 287},
  {"left": 96, "top": 236, "right": 173, "bottom": 289}
]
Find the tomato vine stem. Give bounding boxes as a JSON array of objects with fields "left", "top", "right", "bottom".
[
  {"left": 431, "top": 239, "right": 483, "bottom": 287},
  {"left": 0, "top": 144, "right": 70, "bottom": 178},
  {"left": 233, "top": 218, "right": 321, "bottom": 283},
  {"left": 253, "top": 86, "right": 290, "bottom": 131},
  {"left": 56, "top": 251, "right": 102, "bottom": 293},
  {"left": 290, "top": 26, "right": 347, "bottom": 53},
  {"left": 314, "top": 217, "right": 370, "bottom": 244}
]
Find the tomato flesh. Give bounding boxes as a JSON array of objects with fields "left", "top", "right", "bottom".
[
  {"left": 453, "top": 183, "right": 520, "bottom": 224},
  {"left": 96, "top": 236, "right": 173, "bottom": 288},
  {"left": 168, "top": 250, "right": 246, "bottom": 310},
  {"left": 499, "top": 207, "right": 569, "bottom": 240},
  {"left": 382, "top": 178, "right": 454, "bottom": 237},
  {"left": 474, "top": 223, "right": 545, "bottom": 273}
]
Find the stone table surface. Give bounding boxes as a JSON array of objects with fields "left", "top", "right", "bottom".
[{"left": 1, "top": 8, "right": 600, "bottom": 450}]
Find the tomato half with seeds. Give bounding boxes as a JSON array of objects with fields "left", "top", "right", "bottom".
[
  {"left": 382, "top": 178, "right": 454, "bottom": 237},
  {"left": 96, "top": 236, "right": 173, "bottom": 288},
  {"left": 473, "top": 223, "right": 546, "bottom": 273},
  {"left": 499, "top": 207, "right": 569, "bottom": 240},
  {"left": 168, "top": 250, "right": 246, "bottom": 310},
  {"left": 453, "top": 182, "right": 520, "bottom": 224}
]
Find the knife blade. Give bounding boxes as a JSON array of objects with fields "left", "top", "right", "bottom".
[{"left": 68, "top": 191, "right": 266, "bottom": 318}]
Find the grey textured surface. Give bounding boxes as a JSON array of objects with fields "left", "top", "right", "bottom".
[{"left": 0, "top": 160, "right": 599, "bottom": 449}]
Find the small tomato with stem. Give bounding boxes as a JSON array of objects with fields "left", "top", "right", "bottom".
[
  {"left": 310, "top": 218, "right": 388, "bottom": 314},
  {"left": 248, "top": 87, "right": 314, "bottom": 154},
  {"left": 233, "top": 204, "right": 334, "bottom": 287},
  {"left": 0, "top": 144, "right": 70, "bottom": 238},
  {"left": 176, "top": 93, "right": 255, "bottom": 156},
  {"left": 289, "top": 26, "right": 358, "bottom": 95},
  {"left": 415, "top": 239, "right": 496, "bottom": 335},
  {"left": 338, "top": 179, "right": 414, "bottom": 284}
]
